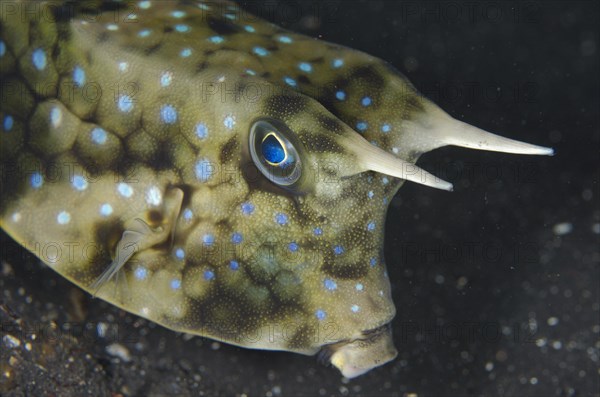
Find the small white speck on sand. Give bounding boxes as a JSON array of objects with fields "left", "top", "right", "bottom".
[
  {"left": 106, "top": 343, "right": 131, "bottom": 362},
  {"left": 97, "top": 322, "right": 108, "bottom": 337},
  {"left": 182, "top": 333, "right": 195, "bottom": 341},
  {"left": 552, "top": 340, "right": 563, "bottom": 350},
  {"left": 3, "top": 334, "right": 21, "bottom": 348},
  {"left": 553, "top": 222, "right": 573, "bottom": 235}
]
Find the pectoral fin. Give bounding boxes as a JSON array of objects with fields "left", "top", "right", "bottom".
[{"left": 91, "top": 187, "right": 184, "bottom": 296}]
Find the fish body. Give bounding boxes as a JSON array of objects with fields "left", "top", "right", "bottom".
[{"left": 0, "top": 0, "right": 552, "bottom": 377}]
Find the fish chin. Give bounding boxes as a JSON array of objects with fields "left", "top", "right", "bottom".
[{"left": 327, "top": 324, "right": 398, "bottom": 378}]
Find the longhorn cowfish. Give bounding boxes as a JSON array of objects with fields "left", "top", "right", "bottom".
[{"left": 0, "top": 0, "right": 553, "bottom": 378}]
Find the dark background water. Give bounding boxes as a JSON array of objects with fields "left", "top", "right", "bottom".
[{"left": 1, "top": 1, "right": 598, "bottom": 396}]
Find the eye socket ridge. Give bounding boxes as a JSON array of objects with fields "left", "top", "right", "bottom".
[{"left": 249, "top": 118, "right": 303, "bottom": 188}]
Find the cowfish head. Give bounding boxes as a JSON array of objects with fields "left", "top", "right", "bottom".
[
  {"left": 192, "top": 69, "right": 458, "bottom": 375},
  {"left": 208, "top": 62, "right": 551, "bottom": 376}
]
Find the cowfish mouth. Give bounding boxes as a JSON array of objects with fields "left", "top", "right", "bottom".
[{"left": 319, "top": 323, "right": 398, "bottom": 379}]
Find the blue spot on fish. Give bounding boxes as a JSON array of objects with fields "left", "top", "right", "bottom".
[
  {"left": 138, "top": 29, "right": 152, "bottom": 38},
  {"left": 278, "top": 35, "right": 292, "bottom": 43},
  {"left": 284, "top": 76, "right": 297, "bottom": 87},
  {"left": 175, "top": 248, "right": 185, "bottom": 260},
  {"left": 334, "top": 245, "right": 345, "bottom": 255},
  {"left": 288, "top": 242, "right": 299, "bottom": 252},
  {"left": 195, "top": 159, "right": 213, "bottom": 182},
  {"left": 324, "top": 278, "right": 337, "bottom": 291},
  {"left": 72, "top": 175, "right": 88, "bottom": 191},
  {"left": 134, "top": 266, "right": 147, "bottom": 280},
  {"left": 381, "top": 123, "right": 391, "bottom": 133},
  {"left": 356, "top": 121, "right": 368, "bottom": 131},
  {"left": 57, "top": 211, "right": 71, "bottom": 225},
  {"left": 335, "top": 90, "right": 346, "bottom": 101},
  {"left": 183, "top": 208, "right": 193, "bottom": 220},
  {"left": 30, "top": 172, "right": 43, "bottom": 189},
  {"left": 100, "top": 203, "right": 113, "bottom": 217},
  {"left": 202, "top": 234, "right": 215, "bottom": 246},
  {"left": 224, "top": 115, "right": 235, "bottom": 129},
  {"left": 298, "top": 62, "right": 312, "bottom": 73},
  {"left": 160, "top": 71, "right": 173, "bottom": 87},
  {"left": 91, "top": 127, "right": 107, "bottom": 145},
  {"left": 32, "top": 48, "right": 46, "bottom": 71},
  {"left": 351, "top": 305, "right": 360, "bottom": 313},
  {"left": 170, "top": 278, "right": 181, "bottom": 289},
  {"left": 241, "top": 202, "right": 255, "bottom": 215},
  {"left": 332, "top": 58, "right": 344, "bottom": 68},
  {"left": 229, "top": 260, "right": 239, "bottom": 271},
  {"left": 244, "top": 25, "right": 255, "bottom": 33},
  {"left": 171, "top": 10, "right": 186, "bottom": 18},
  {"left": 3, "top": 115, "right": 13, "bottom": 132},
  {"left": 367, "top": 221, "right": 376, "bottom": 231},
  {"left": 117, "top": 95, "right": 133, "bottom": 112},
  {"left": 174, "top": 24, "right": 190, "bottom": 32},
  {"left": 315, "top": 309, "right": 326, "bottom": 321},
  {"left": 231, "top": 232, "right": 243, "bottom": 245},
  {"left": 275, "top": 213, "right": 288, "bottom": 225},
  {"left": 73, "top": 66, "right": 86, "bottom": 87},
  {"left": 50, "top": 107, "right": 62, "bottom": 128},
  {"left": 117, "top": 183, "right": 133, "bottom": 198},
  {"left": 253, "top": 46, "right": 269, "bottom": 56},
  {"left": 180, "top": 48, "right": 192, "bottom": 57},
  {"left": 208, "top": 35, "right": 224, "bottom": 44},
  {"left": 0, "top": 40, "right": 5, "bottom": 57},
  {"left": 195, "top": 122, "right": 208, "bottom": 139},
  {"left": 313, "top": 227, "right": 323, "bottom": 236},
  {"left": 160, "top": 104, "right": 178, "bottom": 124},
  {"left": 370, "top": 257, "right": 377, "bottom": 267},
  {"left": 361, "top": 96, "right": 372, "bottom": 106},
  {"left": 145, "top": 186, "right": 162, "bottom": 206},
  {"left": 203, "top": 269, "right": 215, "bottom": 281}
]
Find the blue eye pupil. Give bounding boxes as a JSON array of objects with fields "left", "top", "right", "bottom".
[{"left": 262, "top": 134, "right": 286, "bottom": 164}]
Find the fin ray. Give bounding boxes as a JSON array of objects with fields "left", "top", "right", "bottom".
[{"left": 90, "top": 220, "right": 150, "bottom": 295}]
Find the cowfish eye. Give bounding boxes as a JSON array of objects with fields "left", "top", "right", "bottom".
[
  {"left": 262, "top": 133, "right": 287, "bottom": 165},
  {"left": 249, "top": 119, "right": 302, "bottom": 187}
]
